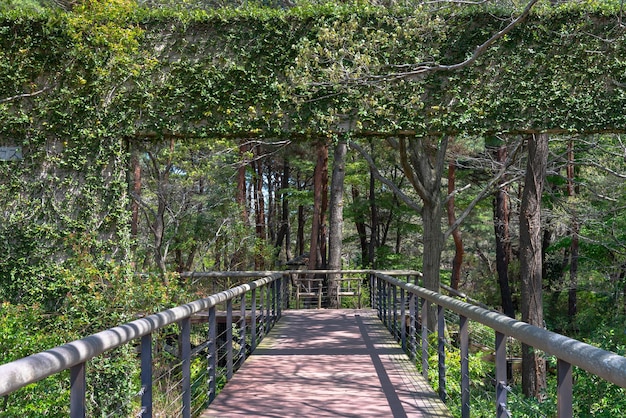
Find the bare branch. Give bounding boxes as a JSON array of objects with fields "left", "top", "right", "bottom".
[
  {"left": 444, "top": 138, "right": 523, "bottom": 239},
  {"left": 443, "top": 183, "right": 472, "bottom": 204},
  {"left": 349, "top": 140, "right": 423, "bottom": 213},
  {"left": 0, "top": 87, "right": 50, "bottom": 104},
  {"left": 326, "top": 0, "right": 541, "bottom": 86}
]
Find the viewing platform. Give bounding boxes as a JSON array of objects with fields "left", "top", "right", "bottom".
[{"left": 201, "top": 309, "right": 450, "bottom": 418}]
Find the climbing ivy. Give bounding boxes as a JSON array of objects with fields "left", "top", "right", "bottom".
[
  {"left": 0, "top": 0, "right": 624, "bottom": 306},
  {"left": 0, "top": 1, "right": 625, "bottom": 414}
]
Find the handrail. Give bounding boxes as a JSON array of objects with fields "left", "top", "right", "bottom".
[
  {"left": 0, "top": 272, "right": 284, "bottom": 416},
  {"left": 371, "top": 272, "right": 626, "bottom": 418},
  {"left": 378, "top": 272, "right": 626, "bottom": 387},
  {"left": 5, "top": 268, "right": 623, "bottom": 417}
]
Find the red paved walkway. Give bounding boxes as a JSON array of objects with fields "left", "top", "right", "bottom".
[{"left": 201, "top": 309, "right": 451, "bottom": 417}]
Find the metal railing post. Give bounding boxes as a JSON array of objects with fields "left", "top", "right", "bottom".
[
  {"left": 460, "top": 315, "right": 470, "bottom": 418},
  {"left": 70, "top": 362, "right": 86, "bottom": 418},
  {"left": 408, "top": 292, "right": 417, "bottom": 361},
  {"left": 239, "top": 293, "right": 247, "bottom": 367},
  {"left": 265, "top": 284, "right": 271, "bottom": 334},
  {"left": 277, "top": 276, "right": 283, "bottom": 319},
  {"left": 259, "top": 284, "right": 265, "bottom": 339},
  {"left": 317, "top": 279, "right": 322, "bottom": 309},
  {"left": 271, "top": 280, "right": 276, "bottom": 325},
  {"left": 369, "top": 273, "right": 378, "bottom": 309},
  {"left": 437, "top": 304, "right": 446, "bottom": 403},
  {"left": 140, "top": 333, "right": 153, "bottom": 417},
  {"left": 386, "top": 281, "right": 392, "bottom": 330},
  {"left": 393, "top": 284, "right": 399, "bottom": 340},
  {"left": 180, "top": 317, "right": 191, "bottom": 418},
  {"left": 251, "top": 288, "right": 257, "bottom": 352},
  {"left": 208, "top": 306, "right": 217, "bottom": 404},
  {"left": 421, "top": 298, "right": 429, "bottom": 380},
  {"left": 557, "top": 359, "right": 573, "bottom": 418},
  {"left": 400, "top": 287, "right": 406, "bottom": 351},
  {"left": 226, "top": 298, "right": 233, "bottom": 380},
  {"left": 377, "top": 276, "right": 383, "bottom": 319},
  {"left": 495, "top": 331, "right": 508, "bottom": 418}
]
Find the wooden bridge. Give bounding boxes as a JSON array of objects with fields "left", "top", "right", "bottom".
[
  {"left": 201, "top": 309, "right": 450, "bottom": 417},
  {"left": 2, "top": 270, "right": 626, "bottom": 417}
]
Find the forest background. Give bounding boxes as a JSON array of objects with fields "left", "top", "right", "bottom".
[{"left": 1, "top": 0, "right": 625, "bottom": 415}]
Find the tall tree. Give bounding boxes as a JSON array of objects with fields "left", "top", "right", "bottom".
[
  {"left": 130, "top": 140, "right": 142, "bottom": 239},
  {"left": 275, "top": 159, "right": 292, "bottom": 263},
  {"left": 519, "top": 133, "right": 548, "bottom": 399},
  {"left": 394, "top": 135, "right": 448, "bottom": 326},
  {"left": 308, "top": 141, "right": 329, "bottom": 270},
  {"left": 447, "top": 160, "right": 464, "bottom": 290},
  {"left": 327, "top": 137, "right": 348, "bottom": 308},
  {"left": 491, "top": 141, "right": 515, "bottom": 318},
  {"left": 236, "top": 141, "right": 249, "bottom": 222},
  {"left": 566, "top": 139, "right": 579, "bottom": 326}
]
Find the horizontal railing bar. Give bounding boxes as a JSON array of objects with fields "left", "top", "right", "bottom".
[
  {"left": 375, "top": 272, "right": 626, "bottom": 389},
  {"left": 182, "top": 269, "right": 421, "bottom": 277},
  {"left": 181, "top": 271, "right": 284, "bottom": 278},
  {"left": 0, "top": 272, "right": 282, "bottom": 397}
]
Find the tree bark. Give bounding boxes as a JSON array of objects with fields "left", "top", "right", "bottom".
[
  {"left": 447, "top": 161, "right": 464, "bottom": 290},
  {"left": 130, "top": 143, "right": 141, "bottom": 238},
  {"left": 320, "top": 144, "right": 329, "bottom": 269},
  {"left": 398, "top": 136, "right": 448, "bottom": 327},
  {"left": 567, "top": 139, "right": 579, "bottom": 326},
  {"left": 296, "top": 171, "right": 306, "bottom": 257},
  {"left": 492, "top": 144, "right": 515, "bottom": 318},
  {"left": 297, "top": 203, "right": 305, "bottom": 257},
  {"left": 369, "top": 166, "right": 379, "bottom": 267},
  {"left": 254, "top": 156, "right": 266, "bottom": 269},
  {"left": 351, "top": 186, "right": 369, "bottom": 266},
  {"left": 237, "top": 141, "right": 248, "bottom": 221},
  {"left": 146, "top": 137, "right": 175, "bottom": 277},
  {"left": 308, "top": 142, "right": 328, "bottom": 270},
  {"left": 520, "top": 133, "right": 548, "bottom": 400},
  {"left": 327, "top": 138, "right": 347, "bottom": 308},
  {"left": 266, "top": 164, "right": 276, "bottom": 245},
  {"left": 275, "top": 159, "right": 292, "bottom": 263}
]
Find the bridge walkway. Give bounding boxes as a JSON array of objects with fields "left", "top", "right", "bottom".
[{"left": 201, "top": 309, "right": 451, "bottom": 418}]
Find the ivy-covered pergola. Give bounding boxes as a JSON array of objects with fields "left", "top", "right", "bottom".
[
  {"left": 1, "top": 0, "right": 625, "bottom": 401},
  {"left": 2, "top": 3, "right": 625, "bottom": 139}
]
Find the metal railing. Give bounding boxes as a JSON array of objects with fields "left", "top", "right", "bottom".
[
  {"left": 3, "top": 269, "right": 626, "bottom": 417},
  {"left": 286, "top": 269, "right": 369, "bottom": 309},
  {"left": 370, "top": 271, "right": 626, "bottom": 418},
  {"left": 0, "top": 272, "right": 287, "bottom": 417}
]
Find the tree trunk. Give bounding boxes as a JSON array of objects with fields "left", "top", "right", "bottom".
[
  {"left": 398, "top": 136, "right": 448, "bottom": 328},
  {"left": 308, "top": 142, "right": 328, "bottom": 270},
  {"left": 297, "top": 204, "right": 305, "bottom": 257},
  {"left": 351, "top": 186, "right": 369, "bottom": 266},
  {"left": 492, "top": 144, "right": 515, "bottom": 318},
  {"left": 447, "top": 161, "right": 464, "bottom": 290},
  {"left": 567, "top": 139, "right": 578, "bottom": 327},
  {"left": 369, "top": 166, "right": 379, "bottom": 267},
  {"left": 275, "top": 159, "right": 292, "bottom": 263},
  {"left": 266, "top": 164, "right": 276, "bottom": 245},
  {"left": 422, "top": 198, "right": 444, "bottom": 328},
  {"left": 327, "top": 139, "right": 347, "bottom": 308},
  {"left": 320, "top": 144, "right": 329, "bottom": 269},
  {"left": 237, "top": 141, "right": 248, "bottom": 221},
  {"left": 296, "top": 172, "right": 306, "bottom": 257},
  {"left": 130, "top": 143, "right": 141, "bottom": 238},
  {"left": 254, "top": 157, "right": 266, "bottom": 270},
  {"left": 520, "top": 133, "right": 548, "bottom": 400}
]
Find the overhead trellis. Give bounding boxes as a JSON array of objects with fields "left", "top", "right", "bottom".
[
  {"left": 129, "top": 4, "right": 626, "bottom": 138},
  {"left": 0, "top": 1, "right": 624, "bottom": 298},
  {"left": 1, "top": 2, "right": 626, "bottom": 141}
]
